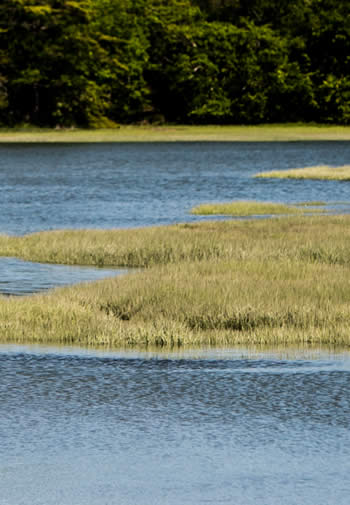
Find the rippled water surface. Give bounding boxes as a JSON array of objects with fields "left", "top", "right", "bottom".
[
  {"left": 1, "top": 345, "right": 350, "bottom": 505},
  {"left": 3, "top": 141, "right": 349, "bottom": 294},
  {"left": 1, "top": 144, "right": 350, "bottom": 502},
  {"left": 1, "top": 141, "right": 350, "bottom": 235}
]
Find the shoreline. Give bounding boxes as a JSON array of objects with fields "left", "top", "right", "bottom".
[
  {"left": 1, "top": 340, "right": 349, "bottom": 356},
  {"left": 1, "top": 124, "right": 350, "bottom": 142}
]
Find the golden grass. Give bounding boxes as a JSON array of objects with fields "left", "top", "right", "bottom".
[
  {"left": 254, "top": 165, "right": 350, "bottom": 180},
  {"left": 1, "top": 124, "right": 350, "bottom": 142},
  {"left": 1, "top": 257, "right": 350, "bottom": 347},
  {"left": 2, "top": 215, "right": 348, "bottom": 268},
  {"left": 1, "top": 215, "right": 350, "bottom": 347},
  {"left": 190, "top": 200, "right": 324, "bottom": 216}
]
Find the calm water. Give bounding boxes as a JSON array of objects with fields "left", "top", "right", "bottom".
[
  {"left": 0, "top": 257, "right": 127, "bottom": 295},
  {"left": 1, "top": 141, "right": 350, "bottom": 235},
  {"left": 1, "top": 345, "right": 350, "bottom": 505}
]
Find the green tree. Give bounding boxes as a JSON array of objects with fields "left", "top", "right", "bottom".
[
  {"left": 92, "top": 0, "right": 150, "bottom": 122},
  {"left": 145, "top": 20, "right": 315, "bottom": 123},
  {"left": 1, "top": 0, "right": 115, "bottom": 126},
  {"left": 0, "top": 0, "right": 347, "bottom": 125}
]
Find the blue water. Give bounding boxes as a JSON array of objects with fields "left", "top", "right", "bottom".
[
  {"left": 1, "top": 141, "right": 349, "bottom": 235},
  {"left": 1, "top": 143, "right": 350, "bottom": 504},
  {"left": 0, "top": 257, "right": 127, "bottom": 295},
  {"left": 0, "top": 345, "right": 350, "bottom": 505}
]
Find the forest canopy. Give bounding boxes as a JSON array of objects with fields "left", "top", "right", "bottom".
[{"left": 0, "top": 0, "right": 349, "bottom": 126}]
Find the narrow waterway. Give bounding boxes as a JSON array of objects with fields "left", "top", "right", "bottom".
[{"left": 0, "top": 257, "right": 127, "bottom": 296}]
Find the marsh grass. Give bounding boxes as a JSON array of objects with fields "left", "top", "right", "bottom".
[
  {"left": 254, "top": 165, "right": 350, "bottom": 181},
  {"left": 190, "top": 200, "right": 325, "bottom": 216},
  {"left": 1, "top": 257, "right": 350, "bottom": 347},
  {"left": 2, "top": 215, "right": 350, "bottom": 346},
  {"left": 2, "top": 215, "right": 349, "bottom": 268}
]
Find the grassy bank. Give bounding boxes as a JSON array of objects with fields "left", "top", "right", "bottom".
[
  {"left": 1, "top": 215, "right": 349, "bottom": 268},
  {"left": 255, "top": 165, "right": 350, "bottom": 180},
  {"left": 1, "top": 124, "right": 350, "bottom": 142},
  {"left": 1, "top": 215, "right": 350, "bottom": 347},
  {"left": 190, "top": 200, "right": 325, "bottom": 216}
]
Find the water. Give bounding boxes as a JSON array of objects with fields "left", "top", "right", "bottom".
[
  {"left": 1, "top": 141, "right": 350, "bottom": 235},
  {"left": 1, "top": 143, "right": 350, "bottom": 502},
  {"left": 2, "top": 140, "right": 349, "bottom": 294},
  {"left": 1, "top": 344, "right": 350, "bottom": 505},
  {"left": 0, "top": 257, "right": 127, "bottom": 295}
]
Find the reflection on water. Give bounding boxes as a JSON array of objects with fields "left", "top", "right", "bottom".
[
  {"left": 0, "top": 257, "right": 126, "bottom": 295},
  {"left": 1, "top": 345, "right": 349, "bottom": 505}
]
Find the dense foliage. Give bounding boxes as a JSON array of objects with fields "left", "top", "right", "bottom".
[{"left": 0, "top": 0, "right": 348, "bottom": 126}]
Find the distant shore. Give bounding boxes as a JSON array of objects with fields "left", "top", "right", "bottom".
[{"left": 1, "top": 124, "right": 350, "bottom": 143}]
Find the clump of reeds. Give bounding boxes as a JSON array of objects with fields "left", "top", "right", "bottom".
[
  {"left": 190, "top": 200, "right": 324, "bottom": 216},
  {"left": 254, "top": 165, "right": 350, "bottom": 180}
]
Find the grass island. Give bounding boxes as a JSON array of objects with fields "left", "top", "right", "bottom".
[
  {"left": 190, "top": 200, "right": 326, "bottom": 216},
  {"left": 1, "top": 213, "right": 350, "bottom": 348},
  {"left": 254, "top": 165, "right": 350, "bottom": 181}
]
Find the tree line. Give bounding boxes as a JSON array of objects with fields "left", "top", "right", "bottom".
[{"left": 0, "top": 0, "right": 349, "bottom": 127}]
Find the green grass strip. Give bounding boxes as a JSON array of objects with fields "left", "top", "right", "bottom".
[
  {"left": 190, "top": 200, "right": 324, "bottom": 216},
  {"left": 1, "top": 124, "right": 350, "bottom": 142},
  {"left": 254, "top": 165, "right": 350, "bottom": 180}
]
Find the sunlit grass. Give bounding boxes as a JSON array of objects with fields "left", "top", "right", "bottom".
[
  {"left": 1, "top": 257, "right": 350, "bottom": 347},
  {"left": 254, "top": 165, "right": 350, "bottom": 180},
  {"left": 190, "top": 200, "right": 324, "bottom": 216},
  {"left": 1, "top": 215, "right": 347, "bottom": 268},
  {"left": 1, "top": 215, "right": 350, "bottom": 347},
  {"left": 1, "top": 124, "right": 350, "bottom": 142}
]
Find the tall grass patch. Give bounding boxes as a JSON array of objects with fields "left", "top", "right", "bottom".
[
  {"left": 1, "top": 258, "right": 350, "bottom": 346},
  {"left": 2, "top": 215, "right": 350, "bottom": 267},
  {"left": 2, "top": 215, "right": 350, "bottom": 347}
]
